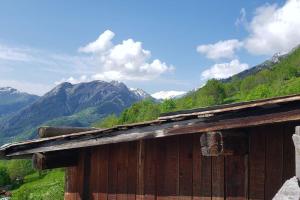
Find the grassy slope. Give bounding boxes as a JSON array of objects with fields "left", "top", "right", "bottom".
[{"left": 11, "top": 170, "right": 65, "bottom": 200}]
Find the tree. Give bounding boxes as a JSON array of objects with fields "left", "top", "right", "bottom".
[{"left": 0, "top": 166, "right": 10, "bottom": 186}]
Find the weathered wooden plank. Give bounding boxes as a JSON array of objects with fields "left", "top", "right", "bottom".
[
  {"left": 6, "top": 108, "right": 300, "bottom": 158},
  {"left": 211, "top": 156, "right": 224, "bottom": 200},
  {"left": 283, "top": 123, "right": 296, "bottom": 181},
  {"left": 265, "top": 125, "right": 284, "bottom": 200},
  {"left": 136, "top": 140, "right": 145, "bottom": 200},
  {"left": 249, "top": 127, "right": 266, "bottom": 200},
  {"left": 65, "top": 167, "right": 77, "bottom": 200},
  {"left": 89, "top": 147, "right": 99, "bottom": 200},
  {"left": 225, "top": 155, "right": 247, "bottom": 200},
  {"left": 157, "top": 137, "right": 179, "bottom": 200},
  {"left": 144, "top": 139, "right": 157, "bottom": 200},
  {"left": 127, "top": 142, "right": 137, "bottom": 200},
  {"left": 97, "top": 145, "right": 109, "bottom": 200},
  {"left": 179, "top": 135, "right": 193, "bottom": 200},
  {"left": 83, "top": 150, "right": 91, "bottom": 200},
  {"left": 38, "top": 126, "right": 99, "bottom": 138},
  {"left": 77, "top": 151, "right": 85, "bottom": 200},
  {"left": 117, "top": 143, "right": 128, "bottom": 200},
  {"left": 108, "top": 144, "right": 118, "bottom": 200},
  {"left": 192, "top": 134, "right": 211, "bottom": 200}
]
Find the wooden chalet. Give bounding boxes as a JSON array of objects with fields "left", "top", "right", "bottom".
[{"left": 1, "top": 94, "right": 300, "bottom": 199}]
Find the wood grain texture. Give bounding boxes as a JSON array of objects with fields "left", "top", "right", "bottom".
[
  {"left": 283, "top": 123, "right": 296, "bottom": 182},
  {"left": 225, "top": 155, "right": 247, "bottom": 200},
  {"left": 211, "top": 156, "right": 224, "bottom": 200},
  {"left": 136, "top": 140, "right": 145, "bottom": 200},
  {"left": 144, "top": 139, "right": 157, "bottom": 200},
  {"left": 249, "top": 127, "right": 266, "bottom": 200},
  {"left": 265, "top": 125, "right": 284, "bottom": 200},
  {"left": 192, "top": 134, "right": 212, "bottom": 200},
  {"left": 108, "top": 144, "right": 118, "bottom": 200},
  {"left": 128, "top": 142, "right": 138, "bottom": 200},
  {"left": 116, "top": 143, "right": 128, "bottom": 200},
  {"left": 179, "top": 135, "right": 193, "bottom": 200},
  {"left": 156, "top": 137, "right": 179, "bottom": 200}
]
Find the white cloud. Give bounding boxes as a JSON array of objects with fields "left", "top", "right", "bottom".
[
  {"left": 151, "top": 90, "right": 186, "bottom": 100},
  {"left": 201, "top": 59, "right": 249, "bottom": 80},
  {"left": 79, "top": 31, "right": 174, "bottom": 81},
  {"left": 54, "top": 75, "right": 90, "bottom": 85},
  {"left": 197, "top": 39, "right": 243, "bottom": 60},
  {"left": 244, "top": 0, "right": 300, "bottom": 55},
  {"left": 78, "top": 30, "right": 115, "bottom": 53}
]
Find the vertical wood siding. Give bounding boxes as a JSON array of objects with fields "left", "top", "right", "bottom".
[{"left": 65, "top": 122, "right": 297, "bottom": 200}]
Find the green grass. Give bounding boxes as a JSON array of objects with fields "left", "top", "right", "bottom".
[{"left": 11, "top": 170, "right": 65, "bottom": 200}]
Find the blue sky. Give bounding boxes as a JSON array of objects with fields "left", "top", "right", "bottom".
[{"left": 1, "top": 0, "right": 299, "bottom": 96}]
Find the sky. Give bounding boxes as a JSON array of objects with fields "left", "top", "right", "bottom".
[{"left": 1, "top": 0, "right": 300, "bottom": 96}]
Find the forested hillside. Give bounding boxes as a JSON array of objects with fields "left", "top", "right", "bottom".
[{"left": 96, "top": 47, "right": 300, "bottom": 127}]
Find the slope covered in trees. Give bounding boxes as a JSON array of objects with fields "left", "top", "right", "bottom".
[{"left": 95, "top": 47, "right": 300, "bottom": 127}]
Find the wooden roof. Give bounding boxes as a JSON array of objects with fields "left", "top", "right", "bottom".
[{"left": 1, "top": 94, "right": 300, "bottom": 159}]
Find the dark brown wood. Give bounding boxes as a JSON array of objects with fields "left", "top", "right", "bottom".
[
  {"left": 32, "top": 150, "right": 79, "bottom": 170},
  {"left": 192, "top": 134, "right": 212, "bottom": 200},
  {"left": 83, "top": 149, "right": 91, "bottom": 200},
  {"left": 156, "top": 137, "right": 179, "bottom": 200},
  {"left": 283, "top": 123, "right": 296, "bottom": 182},
  {"left": 265, "top": 125, "right": 284, "bottom": 200},
  {"left": 144, "top": 139, "right": 157, "bottom": 200},
  {"left": 136, "top": 140, "right": 145, "bottom": 200},
  {"left": 225, "top": 155, "right": 247, "bottom": 200},
  {"left": 179, "top": 135, "right": 193, "bottom": 200},
  {"left": 38, "top": 126, "right": 99, "bottom": 138},
  {"left": 249, "top": 127, "right": 266, "bottom": 200},
  {"left": 212, "top": 156, "right": 224, "bottom": 200},
  {"left": 98, "top": 146, "right": 109, "bottom": 200},
  {"left": 128, "top": 142, "right": 137, "bottom": 200},
  {"left": 89, "top": 147, "right": 99, "bottom": 200},
  {"left": 108, "top": 144, "right": 118, "bottom": 200},
  {"left": 116, "top": 143, "right": 128, "bottom": 200}
]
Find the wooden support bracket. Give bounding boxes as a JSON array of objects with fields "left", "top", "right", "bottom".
[{"left": 32, "top": 150, "right": 79, "bottom": 170}]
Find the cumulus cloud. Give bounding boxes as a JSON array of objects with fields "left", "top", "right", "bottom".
[
  {"left": 78, "top": 30, "right": 174, "bottom": 81},
  {"left": 197, "top": 39, "right": 243, "bottom": 60},
  {"left": 201, "top": 59, "right": 249, "bottom": 80},
  {"left": 78, "top": 30, "right": 115, "bottom": 53},
  {"left": 244, "top": 0, "right": 300, "bottom": 55}
]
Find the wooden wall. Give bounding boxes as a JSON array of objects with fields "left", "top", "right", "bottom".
[{"left": 64, "top": 122, "right": 297, "bottom": 200}]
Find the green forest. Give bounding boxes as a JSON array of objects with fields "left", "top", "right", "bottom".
[{"left": 1, "top": 47, "right": 300, "bottom": 199}]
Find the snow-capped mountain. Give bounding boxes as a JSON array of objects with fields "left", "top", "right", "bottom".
[
  {"left": 151, "top": 91, "right": 187, "bottom": 100},
  {"left": 0, "top": 87, "right": 39, "bottom": 117},
  {"left": 130, "top": 88, "right": 151, "bottom": 100}
]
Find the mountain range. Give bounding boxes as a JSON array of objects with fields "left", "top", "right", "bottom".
[{"left": 0, "top": 81, "right": 150, "bottom": 144}]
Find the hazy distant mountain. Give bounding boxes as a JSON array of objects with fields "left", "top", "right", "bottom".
[
  {"left": 0, "top": 87, "right": 39, "bottom": 118},
  {"left": 0, "top": 81, "right": 149, "bottom": 143}
]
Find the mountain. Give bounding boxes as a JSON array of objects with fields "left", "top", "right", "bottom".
[
  {"left": 130, "top": 88, "right": 151, "bottom": 100},
  {"left": 0, "top": 87, "right": 39, "bottom": 118},
  {"left": 0, "top": 81, "right": 149, "bottom": 143}
]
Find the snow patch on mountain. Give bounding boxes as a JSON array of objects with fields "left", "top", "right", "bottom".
[{"left": 151, "top": 91, "right": 186, "bottom": 100}]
